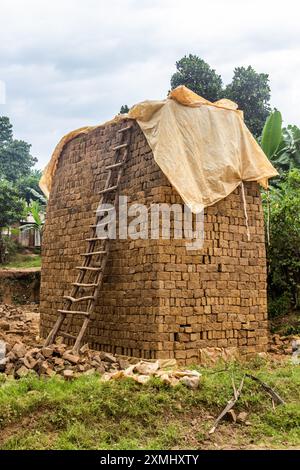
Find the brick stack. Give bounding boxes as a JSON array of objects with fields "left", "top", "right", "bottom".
[{"left": 40, "top": 121, "right": 268, "bottom": 365}]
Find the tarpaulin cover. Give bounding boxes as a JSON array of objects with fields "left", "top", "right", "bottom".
[{"left": 40, "top": 86, "right": 278, "bottom": 212}]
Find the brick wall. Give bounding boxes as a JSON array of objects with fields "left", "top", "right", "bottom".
[{"left": 40, "top": 120, "right": 268, "bottom": 364}]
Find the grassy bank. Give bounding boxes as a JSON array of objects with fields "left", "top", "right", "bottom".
[
  {"left": 0, "top": 358, "right": 299, "bottom": 450},
  {"left": 2, "top": 253, "right": 41, "bottom": 269}
]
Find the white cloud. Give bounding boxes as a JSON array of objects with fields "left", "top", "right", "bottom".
[{"left": 0, "top": 0, "right": 299, "bottom": 168}]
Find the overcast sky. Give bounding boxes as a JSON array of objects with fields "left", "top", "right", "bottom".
[{"left": 0, "top": 0, "right": 299, "bottom": 169}]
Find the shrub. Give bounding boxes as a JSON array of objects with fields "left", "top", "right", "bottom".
[{"left": 263, "top": 169, "right": 300, "bottom": 316}]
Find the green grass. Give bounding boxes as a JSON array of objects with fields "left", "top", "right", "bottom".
[
  {"left": 2, "top": 253, "right": 41, "bottom": 269},
  {"left": 0, "top": 359, "right": 299, "bottom": 450}
]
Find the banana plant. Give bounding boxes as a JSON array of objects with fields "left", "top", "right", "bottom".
[
  {"left": 260, "top": 110, "right": 282, "bottom": 159},
  {"left": 260, "top": 110, "right": 300, "bottom": 175},
  {"left": 20, "top": 200, "right": 44, "bottom": 235},
  {"left": 271, "top": 125, "right": 300, "bottom": 173}
]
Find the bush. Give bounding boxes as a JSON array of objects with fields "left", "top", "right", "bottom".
[
  {"left": 268, "top": 293, "right": 292, "bottom": 318},
  {"left": 2, "top": 235, "right": 20, "bottom": 263},
  {"left": 263, "top": 169, "right": 300, "bottom": 316}
]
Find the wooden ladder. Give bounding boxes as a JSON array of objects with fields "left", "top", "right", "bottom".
[{"left": 44, "top": 121, "right": 133, "bottom": 353}]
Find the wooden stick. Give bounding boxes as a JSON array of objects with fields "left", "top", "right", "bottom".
[
  {"left": 245, "top": 373, "right": 285, "bottom": 405},
  {"left": 231, "top": 375, "right": 237, "bottom": 400},
  {"left": 209, "top": 375, "right": 245, "bottom": 434}
]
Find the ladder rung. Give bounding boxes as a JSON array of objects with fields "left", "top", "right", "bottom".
[
  {"left": 96, "top": 207, "right": 114, "bottom": 213},
  {"left": 81, "top": 250, "right": 106, "bottom": 256},
  {"left": 112, "top": 143, "right": 128, "bottom": 151},
  {"left": 99, "top": 185, "right": 118, "bottom": 194},
  {"left": 58, "top": 309, "right": 90, "bottom": 316},
  {"left": 86, "top": 237, "right": 107, "bottom": 241},
  {"left": 118, "top": 125, "right": 132, "bottom": 133},
  {"left": 76, "top": 266, "right": 102, "bottom": 271},
  {"left": 90, "top": 222, "right": 110, "bottom": 228},
  {"left": 105, "top": 161, "right": 124, "bottom": 170},
  {"left": 60, "top": 331, "right": 77, "bottom": 340},
  {"left": 72, "top": 282, "right": 98, "bottom": 287},
  {"left": 63, "top": 295, "right": 95, "bottom": 303}
]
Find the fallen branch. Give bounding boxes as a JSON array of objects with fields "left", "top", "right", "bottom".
[
  {"left": 209, "top": 375, "right": 245, "bottom": 434},
  {"left": 245, "top": 373, "right": 285, "bottom": 405}
]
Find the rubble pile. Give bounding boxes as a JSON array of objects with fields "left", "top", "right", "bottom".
[
  {"left": 0, "top": 338, "right": 201, "bottom": 388},
  {"left": 0, "top": 304, "right": 201, "bottom": 387},
  {"left": 269, "top": 333, "right": 300, "bottom": 355},
  {"left": 0, "top": 303, "right": 40, "bottom": 347},
  {"left": 0, "top": 340, "right": 129, "bottom": 379},
  {"left": 102, "top": 361, "right": 201, "bottom": 388}
]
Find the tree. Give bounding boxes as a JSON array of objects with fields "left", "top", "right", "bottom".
[
  {"left": 0, "top": 115, "right": 39, "bottom": 262},
  {"left": 16, "top": 169, "right": 44, "bottom": 204},
  {"left": 0, "top": 139, "right": 37, "bottom": 182},
  {"left": 0, "top": 180, "right": 25, "bottom": 263},
  {"left": 0, "top": 116, "right": 13, "bottom": 146},
  {"left": 120, "top": 105, "right": 129, "bottom": 114},
  {"left": 170, "top": 54, "right": 223, "bottom": 102},
  {"left": 224, "top": 66, "right": 271, "bottom": 136},
  {"left": 0, "top": 116, "right": 37, "bottom": 182}
]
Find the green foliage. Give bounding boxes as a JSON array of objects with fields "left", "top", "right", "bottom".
[
  {"left": 1, "top": 235, "right": 20, "bottom": 263},
  {"left": 0, "top": 180, "right": 25, "bottom": 229},
  {"left": 0, "top": 139, "right": 36, "bottom": 183},
  {"left": 170, "top": 54, "right": 223, "bottom": 102},
  {"left": 0, "top": 117, "right": 13, "bottom": 146},
  {"left": 0, "top": 116, "right": 37, "bottom": 183},
  {"left": 21, "top": 200, "right": 44, "bottom": 236},
  {"left": 170, "top": 58, "right": 271, "bottom": 136},
  {"left": 2, "top": 253, "right": 41, "bottom": 269},
  {"left": 261, "top": 110, "right": 282, "bottom": 158},
  {"left": 263, "top": 169, "right": 300, "bottom": 314},
  {"left": 224, "top": 66, "right": 271, "bottom": 136},
  {"left": 16, "top": 170, "right": 43, "bottom": 204},
  {"left": 0, "top": 180, "right": 25, "bottom": 263},
  {"left": 120, "top": 105, "right": 129, "bottom": 114},
  {"left": 268, "top": 293, "right": 291, "bottom": 318},
  {"left": 0, "top": 116, "right": 41, "bottom": 263},
  {"left": 259, "top": 112, "right": 300, "bottom": 318},
  {"left": 270, "top": 125, "right": 300, "bottom": 174}
]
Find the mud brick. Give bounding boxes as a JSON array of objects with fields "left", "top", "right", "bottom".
[
  {"left": 16, "top": 365, "right": 30, "bottom": 378},
  {"left": 41, "top": 346, "right": 55, "bottom": 358},
  {"left": 63, "top": 369, "right": 74, "bottom": 380},
  {"left": 174, "top": 350, "right": 187, "bottom": 359},
  {"left": 40, "top": 120, "right": 268, "bottom": 365},
  {"left": 12, "top": 343, "right": 26, "bottom": 358},
  {"left": 23, "top": 355, "right": 38, "bottom": 369},
  {"left": 62, "top": 352, "right": 80, "bottom": 364}
]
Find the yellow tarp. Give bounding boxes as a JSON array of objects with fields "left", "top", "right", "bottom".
[
  {"left": 40, "top": 86, "right": 278, "bottom": 212},
  {"left": 129, "top": 86, "right": 278, "bottom": 213}
]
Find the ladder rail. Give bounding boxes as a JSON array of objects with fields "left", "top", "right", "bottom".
[{"left": 44, "top": 121, "right": 133, "bottom": 352}]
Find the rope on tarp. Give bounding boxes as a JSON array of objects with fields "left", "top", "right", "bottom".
[
  {"left": 266, "top": 188, "right": 270, "bottom": 245},
  {"left": 240, "top": 181, "right": 250, "bottom": 241}
]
